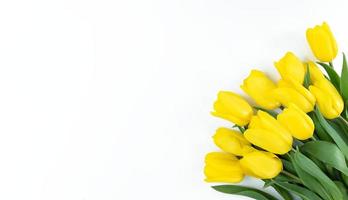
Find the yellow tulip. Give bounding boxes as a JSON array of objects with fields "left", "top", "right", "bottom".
[
  {"left": 277, "top": 104, "right": 314, "bottom": 140},
  {"left": 274, "top": 52, "right": 305, "bottom": 84},
  {"left": 240, "top": 150, "right": 282, "bottom": 179},
  {"left": 241, "top": 70, "right": 280, "bottom": 110},
  {"left": 273, "top": 79, "right": 316, "bottom": 113},
  {"left": 213, "top": 127, "right": 255, "bottom": 156},
  {"left": 211, "top": 91, "right": 253, "bottom": 126},
  {"left": 306, "top": 22, "right": 338, "bottom": 62},
  {"left": 244, "top": 111, "right": 292, "bottom": 154},
  {"left": 204, "top": 152, "right": 244, "bottom": 183},
  {"left": 309, "top": 78, "right": 344, "bottom": 119},
  {"left": 307, "top": 61, "right": 325, "bottom": 83}
]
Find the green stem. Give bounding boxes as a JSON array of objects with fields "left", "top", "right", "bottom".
[
  {"left": 281, "top": 170, "right": 302, "bottom": 183},
  {"left": 339, "top": 116, "right": 348, "bottom": 127},
  {"left": 329, "top": 62, "right": 334, "bottom": 68}
]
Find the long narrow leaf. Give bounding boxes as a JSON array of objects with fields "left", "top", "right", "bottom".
[
  {"left": 301, "top": 141, "right": 348, "bottom": 176},
  {"left": 212, "top": 185, "right": 278, "bottom": 200},
  {"left": 309, "top": 112, "right": 334, "bottom": 142},
  {"left": 293, "top": 151, "right": 343, "bottom": 200},
  {"left": 274, "top": 182, "right": 322, "bottom": 200},
  {"left": 291, "top": 154, "right": 330, "bottom": 199},
  {"left": 315, "top": 107, "right": 348, "bottom": 160},
  {"left": 341, "top": 53, "right": 348, "bottom": 102}
]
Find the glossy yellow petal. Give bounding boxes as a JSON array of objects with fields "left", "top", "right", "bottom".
[
  {"left": 306, "top": 22, "right": 338, "bottom": 62},
  {"left": 309, "top": 78, "right": 344, "bottom": 119},
  {"left": 256, "top": 111, "right": 293, "bottom": 145},
  {"left": 244, "top": 129, "right": 292, "bottom": 155},
  {"left": 307, "top": 61, "right": 325, "bottom": 83},
  {"left": 241, "top": 70, "right": 280, "bottom": 109},
  {"left": 277, "top": 104, "right": 314, "bottom": 140},
  {"left": 246, "top": 111, "right": 293, "bottom": 154},
  {"left": 274, "top": 52, "right": 305, "bottom": 84},
  {"left": 204, "top": 152, "right": 244, "bottom": 183},
  {"left": 273, "top": 80, "right": 315, "bottom": 113},
  {"left": 213, "top": 127, "right": 254, "bottom": 156},
  {"left": 212, "top": 91, "right": 253, "bottom": 126},
  {"left": 240, "top": 151, "right": 282, "bottom": 179}
]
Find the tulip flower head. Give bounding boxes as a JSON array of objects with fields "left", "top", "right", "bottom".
[
  {"left": 306, "top": 22, "right": 338, "bottom": 62},
  {"left": 309, "top": 78, "right": 344, "bottom": 119},
  {"left": 211, "top": 91, "right": 253, "bottom": 126},
  {"left": 213, "top": 127, "right": 254, "bottom": 156},
  {"left": 274, "top": 52, "right": 305, "bottom": 84},
  {"left": 240, "top": 150, "right": 282, "bottom": 179},
  {"left": 244, "top": 111, "right": 293, "bottom": 154},
  {"left": 277, "top": 103, "right": 314, "bottom": 140},
  {"left": 204, "top": 152, "right": 244, "bottom": 183},
  {"left": 241, "top": 70, "right": 280, "bottom": 110},
  {"left": 273, "top": 79, "right": 316, "bottom": 113}
]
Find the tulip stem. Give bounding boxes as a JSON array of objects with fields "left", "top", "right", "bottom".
[
  {"left": 329, "top": 62, "right": 334, "bottom": 68},
  {"left": 339, "top": 116, "right": 348, "bottom": 127},
  {"left": 281, "top": 170, "right": 302, "bottom": 183}
]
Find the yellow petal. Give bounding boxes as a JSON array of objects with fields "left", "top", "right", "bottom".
[
  {"left": 213, "top": 127, "right": 254, "bottom": 156},
  {"left": 204, "top": 152, "right": 244, "bottom": 183},
  {"left": 272, "top": 87, "right": 314, "bottom": 113},
  {"left": 212, "top": 91, "right": 253, "bottom": 126},
  {"left": 277, "top": 104, "right": 314, "bottom": 140},
  {"left": 307, "top": 61, "right": 325, "bottom": 83},
  {"left": 241, "top": 70, "right": 280, "bottom": 109},
  {"left": 240, "top": 151, "right": 282, "bottom": 179},
  {"left": 274, "top": 52, "right": 305, "bottom": 84},
  {"left": 309, "top": 79, "right": 344, "bottom": 119},
  {"left": 306, "top": 22, "right": 338, "bottom": 62},
  {"left": 244, "top": 129, "right": 292, "bottom": 154}
]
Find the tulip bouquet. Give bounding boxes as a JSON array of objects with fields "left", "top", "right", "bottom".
[{"left": 204, "top": 22, "right": 348, "bottom": 200}]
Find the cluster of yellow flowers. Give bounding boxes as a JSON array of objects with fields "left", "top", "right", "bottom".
[{"left": 204, "top": 22, "right": 344, "bottom": 183}]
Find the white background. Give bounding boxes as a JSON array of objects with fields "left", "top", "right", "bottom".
[{"left": 0, "top": 0, "right": 348, "bottom": 199}]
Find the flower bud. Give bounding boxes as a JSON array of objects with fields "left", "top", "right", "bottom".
[
  {"left": 244, "top": 111, "right": 292, "bottom": 154},
  {"left": 274, "top": 52, "right": 305, "bottom": 84},
  {"left": 204, "top": 152, "right": 244, "bottom": 183},
  {"left": 211, "top": 91, "right": 253, "bottom": 126},
  {"left": 240, "top": 150, "right": 282, "bottom": 179},
  {"left": 277, "top": 104, "right": 314, "bottom": 140},
  {"left": 273, "top": 79, "right": 316, "bottom": 113},
  {"left": 241, "top": 70, "right": 280, "bottom": 110},
  {"left": 309, "top": 78, "right": 344, "bottom": 119},
  {"left": 306, "top": 22, "right": 338, "bottom": 62},
  {"left": 213, "top": 127, "right": 254, "bottom": 156}
]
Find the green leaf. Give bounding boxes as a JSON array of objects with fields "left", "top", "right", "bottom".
[
  {"left": 309, "top": 112, "right": 334, "bottom": 142},
  {"left": 211, "top": 185, "right": 277, "bottom": 200},
  {"left": 301, "top": 141, "right": 348, "bottom": 176},
  {"left": 293, "top": 151, "right": 343, "bottom": 200},
  {"left": 335, "top": 181, "right": 348, "bottom": 200},
  {"left": 263, "top": 179, "right": 293, "bottom": 200},
  {"left": 344, "top": 100, "right": 348, "bottom": 120},
  {"left": 341, "top": 53, "right": 348, "bottom": 102},
  {"left": 274, "top": 182, "right": 322, "bottom": 200},
  {"left": 342, "top": 173, "right": 348, "bottom": 187},
  {"left": 330, "top": 119, "right": 348, "bottom": 143},
  {"left": 314, "top": 107, "right": 348, "bottom": 160},
  {"left": 317, "top": 62, "right": 341, "bottom": 90},
  {"left": 291, "top": 154, "right": 330, "bottom": 199},
  {"left": 272, "top": 184, "right": 294, "bottom": 200},
  {"left": 281, "top": 159, "right": 296, "bottom": 174},
  {"left": 304, "top": 64, "right": 311, "bottom": 88}
]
